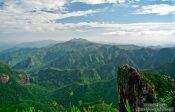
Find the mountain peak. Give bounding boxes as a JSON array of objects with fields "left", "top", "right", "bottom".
[{"left": 68, "top": 38, "right": 89, "bottom": 43}]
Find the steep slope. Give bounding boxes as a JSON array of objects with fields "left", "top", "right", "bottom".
[
  {"left": 142, "top": 71, "right": 175, "bottom": 107},
  {"left": 34, "top": 64, "right": 175, "bottom": 108},
  {"left": 0, "top": 48, "right": 41, "bottom": 67},
  {"left": 0, "top": 62, "right": 174, "bottom": 111},
  {"left": 32, "top": 64, "right": 117, "bottom": 89},
  {"left": 0, "top": 63, "right": 33, "bottom": 106},
  {"left": 13, "top": 57, "right": 34, "bottom": 70},
  {"left": 146, "top": 48, "right": 175, "bottom": 69},
  {"left": 51, "top": 78, "right": 117, "bottom": 107},
  {"left": 155, "top": 60, "right": 175, "bottom": 78},
  {"left": 0, "top": 39, "right": 175, "bottom": 78},
  {"left": 0, "top": 63, "right": 53, "bottom": 111},
  {"left": 33, "top": 68, "right": 101, "bottom": 89}
]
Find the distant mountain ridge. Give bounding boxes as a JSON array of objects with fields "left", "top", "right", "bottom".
[
  {"left": 0, "top": 39, "right": 175, "bottom": 74},
  {"left": 156, "top": 60, "right": 175, "bottom": 78},
  {"left": 0, "top": 40, "right": 59, "bottom": 52},
  {"left": 14, "top": 40, "right": 59, "bottom": 48}
]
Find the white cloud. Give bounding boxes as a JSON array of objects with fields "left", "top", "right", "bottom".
[
  {"left": 1, "top": 21, "right": 175, "bottom": 45},
  {"left": 0, "top": 0, "right": 101, "bottom": 32},
  {"left": 0, "top": 10, "right": 100, "bottom": 32},
  {"left": 54, "top": 22, "right": 175, "bottom": 45},
  {"left": 72, "top": 0, "right": 140, "bottom": 4},
  {"left": 4, "top": 0, "right": 66, "bottom": 12},
  {"left": 65, "top": 22, "right": 175, "bottom": 32},
  {"left": 134, "top": 4, "right": 175, "bottom": 15},
  {"left": 97, "top": 22, "right": 175, "bottom": 45},
  {"left": 131, "top": 5, "right": 139, "bottom": 8},
  {"left": 52, "top": 22, "right": 175, "bottom": 40}
]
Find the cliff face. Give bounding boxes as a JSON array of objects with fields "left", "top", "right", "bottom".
[{"left": 117, "top": 65, "right": 157, "bottom": 112}]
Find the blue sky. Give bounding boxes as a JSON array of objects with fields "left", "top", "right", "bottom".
[{"left": 0, "top": 0, "right": 175, "bottom": 45}]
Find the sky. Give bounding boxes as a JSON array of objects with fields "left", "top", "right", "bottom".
[{"left": 0, "top": 0, "right": 175, "bottom": 46}]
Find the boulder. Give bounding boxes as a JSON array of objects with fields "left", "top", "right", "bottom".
[
  {"left": 19, "top": 74, "right": 30, "bottom": 84},
  {"left": 0, "top": 74, "right": 10, "bottom": 84}
]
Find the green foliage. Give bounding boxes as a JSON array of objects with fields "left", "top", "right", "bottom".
[
  {"left": 142, "top": 72, "right": 175, "bottom": 107},
  {"left": 34, "top": 68, "right": 104, "bottom": 89},
  {"left": 70, "top": 106, "right": 81, "bottom": 112},
  {"left": 51, "top": 78, "right": 117, "bottom": 107},
  {"left": 82, "top": 102, "right": 116, "bottom": 112},
  {"left": 16, "top": 102, "right": 117, "bottom": 112},
  {"left": 0, "top": 62, "right": 118, "bottom": 112},
  {"left": 156, "top": 60, "right": 175, "bottom": 78},
  {"left": 69, "top": 91, "right": 74, "bottom": 97},
  {"left": 25, "top": 107, "right": 35, "bottom": 112},
  {"left": 0, "top": 62, "right": 13, "bottom": 75},
  {"left": 124, "top": 99, "right": 131, "bottom": 112}
]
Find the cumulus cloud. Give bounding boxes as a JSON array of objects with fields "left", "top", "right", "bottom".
[
  {"left": 65, "top": 22, "right": 175, "bottom": 32},
  {"left": 0, "top": 0, "right": 101, "bottom": 32},
  {"left": 68, "top": 22, "right": 175, "bottom": 36},
  {"left": 98, "top": 22, "right": 175, "bottom": 45},
  {"left": 1, "top": 0, "right": 174, "bottom": 32},
  {"left": 44, "top": 22, "right": 175, "bottom": 38},
  {"left": 0, "top": 10, "right": 100, "bottom": 32},
  {"left": 133, "top": 4, "right": 175, "bottom": 15},
  {"left": 55, "top": 22, "right": 175, "bottom": 45},
  {"left": 4, "top": 0, "right": 66, "bottom": 12},
  {"left": 72, "top": 0, "right": 140, "bottom": 4}
]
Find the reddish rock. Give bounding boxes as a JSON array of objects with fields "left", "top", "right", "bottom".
[{"left": 117, "top": 65, "right": 156, "bottom": 112}]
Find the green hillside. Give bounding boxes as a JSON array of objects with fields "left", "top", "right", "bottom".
[
  {"left": 1, "top": 39, "right": 175, "bottom": 74},
  {"left": 142, "top": 72, "right": 175, "bottom": 106},
  {"left": 0, "top": 63, "right": 52, "bottom": 111},
  {"left": 32, "top": 66, "right": 116, "bottom": 88},
  {"left": 0, "top": 40, "right": 175, "bottom": 111},
  {"left": 51, "top": 78, "right": 117, "bottom": 107},
  {"left": 0, "top": 61, "right": 174, "bottom": 111},
  {"left": 155, "top": 60, "right": 175, "bottom": 78}
]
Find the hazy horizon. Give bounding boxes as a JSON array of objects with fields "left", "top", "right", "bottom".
[{"left": 1, "top": 38, "right": 175, "bottom": 48}]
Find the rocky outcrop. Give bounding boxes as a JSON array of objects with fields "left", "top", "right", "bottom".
[
  {"left": 19, "top": 74, "right": 30, "bottom": 84},
  {"left": 117, "top": 65, "right": 156, "bottom": 112},
  {"left": 0, "top": 74, "right": 10, "bottom": 84}
]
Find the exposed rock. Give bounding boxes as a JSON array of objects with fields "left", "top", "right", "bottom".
[
  {"left": 117, "top": 64, "right": 157, "bottom": 112},
  {"left": 0, "top": 74, "right": 10, "bottom": 84},
  {"left": 19, "top": 74, "right": 30, "bottom": 84}
]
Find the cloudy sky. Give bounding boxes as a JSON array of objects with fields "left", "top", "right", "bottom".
[{"left": 0, "top": 0, "right": 175, "bottom": 45}]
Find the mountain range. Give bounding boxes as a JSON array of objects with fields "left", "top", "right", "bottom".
[
  {"left": 0, "top": 38, "right": 175, "bottom": 111},
  {"left": 1, "top": 38, "right": 175, "bottom": 75}
]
